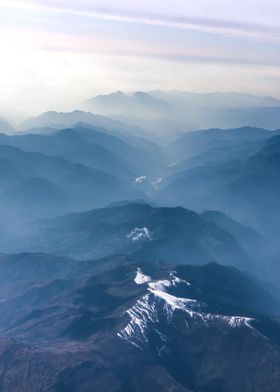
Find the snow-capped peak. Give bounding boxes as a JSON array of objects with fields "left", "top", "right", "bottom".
[{"left": 118, "top": 268, "right": 254, "bottom": 349}]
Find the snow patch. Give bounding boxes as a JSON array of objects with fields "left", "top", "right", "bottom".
[
  {"left": 127, "top": 227, "right": 152, "bottom": 242},
  {"left": 134, "top": 268, "right": 152, "bottom": 285},
  {"left": 134, "top": 176, "right": 146, "bottom": 184},
  {"left": 227, "top": 316, "right": 252, "bottom": 328},
  {"left": 149, "top": 289, "right": 196, "bottom": 312},
  {"left": 170, "top": 272, "right": 191, "bottom": 286}
]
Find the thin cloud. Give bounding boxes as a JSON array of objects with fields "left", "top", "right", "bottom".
[{"left": 1, "top": 1, "right": 280, "bottom": 43}]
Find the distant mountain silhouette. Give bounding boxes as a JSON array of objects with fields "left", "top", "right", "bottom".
[
  {"left": 85, "top": 91, "right": 280, "bottom": 134},
  {"left": 6, "top": 202, "right": 255, "bottom": 272},
  {"left": 160, "top": 132, "right": 280, "bottom": 265},
  {"left": 0, "top": 116, "right": 14, "bottom": 133},
  {"left": 0, "top": 144, "right": 145, "bottom": 220},
  {"left": 20, "top": 109, "right": 144, "bottom": 137},
  {"left": 0, "top": 124, "right": 165, "bottom": 181},
  {"left": 87, "top": 91, "right": 174, "bottom": 119}
]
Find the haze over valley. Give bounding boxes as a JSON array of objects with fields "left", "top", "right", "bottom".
[
  {"left": 1, "top": 0, "right": 280, "bottom": 391},
  {"left": 0, "top": 88, "right": 279, "bottom": 391}
]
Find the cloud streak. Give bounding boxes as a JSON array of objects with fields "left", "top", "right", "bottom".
[
  {"left": 0, "top": 0, "right": 280, "bottom": 117},
  {"left": 2, "top": 1, "right": 280, "bottom": 43}
]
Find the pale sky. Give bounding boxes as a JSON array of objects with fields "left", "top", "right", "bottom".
[{"left": 0, "top": 0, "right": 280, "bottom": 121}]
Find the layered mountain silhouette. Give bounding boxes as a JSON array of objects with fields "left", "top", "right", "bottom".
[
  {"left": 85, "top": 91, "right": 280, "bottom": 135},
  {"left": 0, "top": 97, "right": 280, "bottom": 391},
  {"left": 20, "top": 110, "right": 139, "bottom": 133},
  {"left": 0, "top": 124, "right": 164, "bottom": 181},
  {"left": 0, "top": 144, "right": 146, "bottom": 220},
  {"left": 4, "top": 202, "right": 256, "bottom": 273},
  {"left": 160, "top": 132, "right": 280, "bottom": 239}
]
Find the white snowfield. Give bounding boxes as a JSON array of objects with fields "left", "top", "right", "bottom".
[
  {"left": 117, "top": 269, "right": 254, "bottom": 348},
  {"left": 134, "top": 268, "right": 152, "bottom": 284}
]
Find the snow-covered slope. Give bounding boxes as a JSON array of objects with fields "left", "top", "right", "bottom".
[{"left": 118, "top": 268, "right": 253, "bottom": 348}]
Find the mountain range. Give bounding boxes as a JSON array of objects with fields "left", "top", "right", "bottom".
[
  {"left": 0, "top": 92, "right": 280, "bottom": 391},
  {"left": 2, "top": 202, "right": 255, "bottom": 272},
  {"left": 0, "top": 253, "right": 279, "bottom": 391},
  {"left": 85, "top": 91, "right": 280, "bottom": 136}
]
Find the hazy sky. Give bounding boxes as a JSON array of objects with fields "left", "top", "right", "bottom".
[{"left": 0, "top": 0, "right": 280, "bottom": 120}]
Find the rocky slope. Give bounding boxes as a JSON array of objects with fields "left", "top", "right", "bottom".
[{"left": 0, "top": 253, "right": 279, "bottom": 391}]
